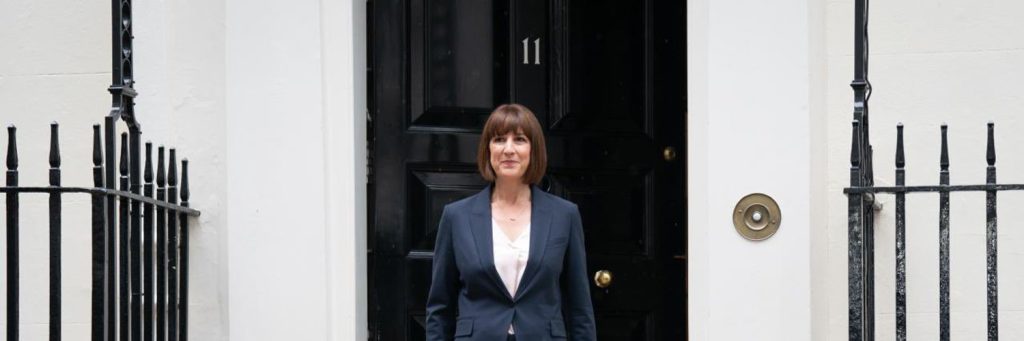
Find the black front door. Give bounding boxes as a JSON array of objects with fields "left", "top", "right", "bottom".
[{"left": 368, "top": 0, "right": 685, "bottom": 339}]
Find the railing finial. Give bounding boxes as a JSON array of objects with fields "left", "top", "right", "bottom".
[
  {"left": 6, "top": 125, "right": 17, "bottom": 170},
  {"left": 145, "top": 142, "right": 154, "bottom": 183},
  {"left": 896, "top": 123, "right": 905, "bottom": 169},
  {"left": 49, "top": 122, "right": 61, "bottom": 168},
  {"left": 181, "top": 159, "right": 190, "bottom": 202},
  {"left": 93, "top": 125, "right": 103, "bottom": 167},
  {"left": 169, "top": 148, "right": 178, "bottom": 187},
  {"left": 987, "top": 122, "right": 995, "bottom": 166},
  {"left": 157, "top": 146, "right": 166, "bottom": 187},
  {"left": 940, "top": 124, "right": 949, "bottom": 171}
]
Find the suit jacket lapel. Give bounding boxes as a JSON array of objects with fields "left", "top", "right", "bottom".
[
  {"left": 514, "top": 185, "right": 552, "bottom": 301},
  {"left": 468, "top": 185, "right": 514, "bottom": 302}
]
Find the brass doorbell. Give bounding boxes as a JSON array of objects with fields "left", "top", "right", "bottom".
[{"left": 732, "top": 193, "right": 781, "bottom": 241}]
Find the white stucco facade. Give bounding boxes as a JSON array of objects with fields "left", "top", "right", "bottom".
[
  {"left": 224, "top": 0, "right": 367, "bottom": 339},
  {"left": 824, "top": 0, "right": 1024, "bottom": 339},
  {"left": 3, "top": 0, "right": 1024, "bottom": 339},
  {"left": 687, "top": 0, "right": 826, "bottom": 339},
  {"left": 1, "top": 0, "right": 367, "bottom": 339}
]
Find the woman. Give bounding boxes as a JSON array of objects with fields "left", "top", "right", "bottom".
[{"left": 426, "top": 104, "right": 596, "bottom": 340}]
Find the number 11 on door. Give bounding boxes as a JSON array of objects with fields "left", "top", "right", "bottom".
[{"left": 522, "top": 38, "right": 541, "bottom": 65}]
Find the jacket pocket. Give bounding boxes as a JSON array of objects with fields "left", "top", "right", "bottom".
[
  {"left": 550, "top": 320, "right": 567, "bottom": 337},
  {"left": 454, "top": 319, "right": 473, "bottom": 337}
]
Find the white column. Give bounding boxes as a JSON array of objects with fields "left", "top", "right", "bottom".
[
  {"left": 226, "top": 0, "right": 367, "bottom": 338},
  {"left": 687, "top": 0, "right": 827, "bottom": 339},
  {"left": 226, "top": 0, "right": 329, "bottom": 339},
  {"left": 321, "top": 0, "right": 368, "bottom": 339}
]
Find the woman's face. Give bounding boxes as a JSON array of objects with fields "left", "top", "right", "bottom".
[{"left": 489, "top": 129, "right": 531, "bottom": 182}]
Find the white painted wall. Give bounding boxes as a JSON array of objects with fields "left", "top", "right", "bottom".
[
  {"left": 225, "top": 0, "right": 328, "bottom": 338},
  {"left": 0, "top": 0, "right": 368, "bottom": 339},
  {"left": 134, "top": 0, "right": 229, "bottom": 339},
  {"left": 18, "top": 0, "right": 1024, "bottom": 339},
  {"left": 825, "top": 0, "right": 1024, "bottom": 340},
  {"left": 225, "top": 0, "right": 366, "bottom": 340},
  {"left": 0, "top": 0, "right": 231, "bottom": 340},
  {"left": 0, "top": 1, "right": 111, "bottom": 338},
  {"left": 320, "top": 0, "right": 368, "bottom": 339},
  {"left": 687, "top": 0, "right": 828, "bottom": 340}
]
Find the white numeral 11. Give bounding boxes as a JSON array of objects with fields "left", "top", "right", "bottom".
[{"left": 522, "top": 37, "right": 541, "bottom": 65}]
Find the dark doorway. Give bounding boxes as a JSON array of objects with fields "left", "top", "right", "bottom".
[{"left": 368, "top": 0, "right": 686, "bottom": 339}]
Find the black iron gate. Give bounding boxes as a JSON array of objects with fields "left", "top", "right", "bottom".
[
  {"left": 2, "top": 1, "right": 200, "bottom": 340},
  {"left": 844, "top": 0, "right": 1006, "bottom": 340}
]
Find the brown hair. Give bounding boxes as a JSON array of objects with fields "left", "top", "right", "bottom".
[{"left": 477, "top": 104, "right": 547, "bottom": 184}]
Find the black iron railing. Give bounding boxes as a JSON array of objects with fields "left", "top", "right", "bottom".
[
  {"left": 844, "top": 1, "right": 1005, "bottom": 339},
  {"left": 4, "top": 0, "right": 200, "bottom": 340},
  {"left": 846, "top": 0, "right": 875, "bottom": 337},
  {"left": 2, "top": 123, "right": 198, "bottom": 341},
  {"left": 845, "top": 122, "right": 1008, "bottom": 341}
]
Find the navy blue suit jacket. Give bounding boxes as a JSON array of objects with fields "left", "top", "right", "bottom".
[{"left": 426, "top": 185, "right": 597, "bottom": 340}]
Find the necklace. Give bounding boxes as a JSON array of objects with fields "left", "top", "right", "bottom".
[{"left": 495, "top": 201, "right": 530, "bottom": 222}]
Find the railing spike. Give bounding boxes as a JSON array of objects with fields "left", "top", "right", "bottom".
[
  {"left": 4, "top": 123, "right": 17, "bottom": 341},
  {"left": 896, "top": 123, "right": 905, "bottom": 168},
  {"left": 47, "top": 121, "right": 61, "bottom": 340},
  {"left": 6, "top": 125, "right": 17, "bottom": 170},
  {"left": 940, "top": 124, "right": 949, "bottom": 171},
  {"left": 169, "top": 148, "right": 178, "bottom": 186},
  {"left": 92, "top": 125, "right": 102, "bottom": 167},
  {"left": 120, "top": 132, "right": 129, "bottom": 176},
  {"left": 181, "top": 159, "right": 190, "bottom": 202},
  {"left": 145, "top": 142, "right": 154, "bottom": 183},
  {"left": 987, "top": 122, "right": 995, "bottom": 166},
  {"left": 157, "top": 146, "right": 166, "bottom": 187},
  {"left": 167, "top": 148, "right": 179, "bottom": 341},
  {"left": 155, "top": 145, "right": 167, "bottom": 340},
  {"left": 851, "top": 120, "right": 861, "bottom": 168},
  {"left": 49, "top": 122, "right": 61, "bottom": 168}
]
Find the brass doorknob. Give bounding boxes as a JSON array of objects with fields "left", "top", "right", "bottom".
[
  {"left": 593, "top": 270, "right": 613, "bottom": 288},
  {"left": 663, "top": 146, "right": 677, "bottom": 161}
]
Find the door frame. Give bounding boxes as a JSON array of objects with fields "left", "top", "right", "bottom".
[{"left": 362, "top": 0, "right": 690, "bottom": 339}]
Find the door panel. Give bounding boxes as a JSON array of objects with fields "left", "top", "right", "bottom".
[
  {"left": 512, "top": 0, "right": 549, "bottom": 119},
  {"left": 409, "top": 0, "right": 510, "bottom": 128},
  {"left": 549, "top": 1, "right": 685, "bottom": 339},
  {"left": 549, "top": 173, "right": 650, "bottom": 256},
  {"left": 564, "top": 0, "right": 646, "bottom": 131},
  {"left": 370, "top": 0, "right": 685, "bottom": 339},
  {"left": 407, "top": 169, "right": 487, "bottom": 252}
]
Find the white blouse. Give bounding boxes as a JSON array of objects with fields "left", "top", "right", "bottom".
[{"left": 492, "top": 219, "right": 530, "bottom": 334}]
